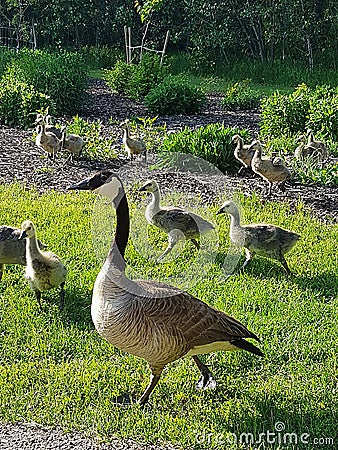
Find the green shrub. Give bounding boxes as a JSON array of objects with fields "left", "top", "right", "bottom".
[
  {"left": 7, "top": 49, "right": 88, "bottom": 116},
  {"left": 260, "top": 84, "right": 338, "bottom": 141},
  {"left": 307, "top": 86, "right": 338, "bottom": 140},
  {"left": 104, "top": 54, "right": 167, "bottom": 100},
  {"left": 145, "top": 75, "right": 206, "bottom": 115},
  {"left": 0, "top": 69, "right": 54, "bottom": 128},
  {"left": 65, "top": 115, "right": 117, "bottom": 160},
  {"left": 221, "top": 79, "right": 262, "bottom": 110},
  {"left": 160, "top": 124, "right": 250, "bottom": 173},
  {"left": 290, "top": 158, "right": 338, "bottom": 186},
  {"left": 260, "top": 83, "right": 311, "bottom": 137},
  {"left": 79, "top": 45, "right": 123, "bottom": 70},
  {"left": 0, "top": 47, "right": 14, "bottom": 77}
]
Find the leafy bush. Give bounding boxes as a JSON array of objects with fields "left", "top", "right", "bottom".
[
  {"left": 160, "top": 124, "right": 250, "bottom": 173},
  {"left": 6, "top": 49, "right": 88, "bottom": 116},
  {"left": 79, "top": 45, "right": 123, "bottom": 70},
  {"left": 260, "top": 83, "right": 311, "bottom": 137},
  {"left": 0, "top": 69, "right": 54, "bottom": 128},
  {"left": 307, "top": 86, "right": 338, "bottom": 140},
  {"left": 65, "top": 115, "right": 117, "bottom": 160},
  {"left": 260, "top": 84, "right": 338, "bottom": 141},
  {"left": 145, "top": 75, "right": 206, "bottom": 115},
  {"left": 221, "top": 79, "right": 262, "bottom": 110},
  {"left": 0, "top": 47, "right": 14, "bottom": 78},
  {"left": 290, "top": 158, "right": 338, "bottom": 186},
  {"left": 104, "top": 54, "right": 167, "bottom": 100}
]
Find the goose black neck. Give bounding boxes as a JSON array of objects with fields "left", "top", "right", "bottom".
[{"left": 108, "top": 191, "right": 129, "bottom": 271}]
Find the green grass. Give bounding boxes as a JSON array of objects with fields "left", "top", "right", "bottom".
[{"left": 0, "top": 184, "right": 337, "bottom": 449}]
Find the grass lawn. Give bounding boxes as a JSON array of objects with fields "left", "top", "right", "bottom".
[{"left": 0, "top": 183, "right": 337, "bottom": 449}]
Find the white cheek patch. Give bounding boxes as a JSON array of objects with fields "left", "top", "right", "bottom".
[{"left": 94, "top": 177, "right": 122, "bottom": 200}]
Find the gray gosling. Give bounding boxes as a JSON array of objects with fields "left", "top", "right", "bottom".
[
  {"left": 19, "top": 220, "right": 67, "bottom": 310},
  {"left": 294, "top": 133, "right": 327, "bottom": 163},
  {"left": 121, "top": 119, "right": 147, "bottom": 163},
  {"left": 139, "top": 180, "right": 214, "bottom": 262},
  {"left": 35, "top": 119, "right": 64, "bottom": 160},
  {"left": 217, "top": 200, "right": 300, "bottom": 274},
  {"left": 250, "top": 141, "right": 291, "bottom": 195},
  {"left": 232, "top": 134, "right": 256, "bottom": 173},
  {"left": 68, "top": 171, "right": 262, "bottom": 405},
  {"left": 35, "top": 113, "right": 63, "bottom": 140},
  {"left": 0, "top": 225, "right": 46, "bottom": 281},
  {"left": 62, "top": 128, "right": 86, "bottom": 159}
]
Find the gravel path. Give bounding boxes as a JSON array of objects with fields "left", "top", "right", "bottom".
[{"left": 0, "top": 422, "right": 178, "bottom": 450}]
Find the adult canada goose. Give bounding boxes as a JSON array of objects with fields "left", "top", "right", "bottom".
[
  {"left": 217, "top": 200, "right": 300, "bottom": 274},
  {"left": 121, "top": 119, "right": 147, "bottom": 163},
  {"left": 0, "top": 225, "right": 47, "bottom": 281},
  {"left": 68, "top": 171, "right": 263, "bottom": 405},
  {"left": 232, "top": 134, "right": 256, "bottom": 173},
  {"left": 19, "top": 220, "right": 67, "bottom": 310},
  {"left": 139, "top": 180, "right": 214, "bottom": 262},
  {"left": 250, "top": 141, "right": 291, "bottom": 195}
]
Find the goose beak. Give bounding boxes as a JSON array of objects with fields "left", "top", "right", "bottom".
[
  {"left": 216, "top": 208, "right": 224, "bottom": 215},
  {"left": 138, "top": 185, "right": 146, "bottom": 192},
  {"left": 67, "top": 178, "right": 91, "bottom": 191},
  {"left": 18, "top": 230, "right": 27, "bottom": 240}
]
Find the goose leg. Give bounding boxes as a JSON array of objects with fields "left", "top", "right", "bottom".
[
  {"left": 267, "top": 182, "right": 272, "bottom": 196},
  {"left": 193, "top": 356, "right": 217, "bottom": 390},
  {"left": 138, "top": 368, "right": 163, "bottom": 405},
  {"left": 0, "top": 263, "right": 4, "bottom": 281},
  {"left": 239, "top": 249, "right": 253, "bottom": 272},
  {"left": 34, "top": 290, "right": 42, "bottom": 309},
  {"left": 157, "top": 231, "right": 181, "bottom": 262},
  {"left": 279, "top": 254, "right": 291, "bottom": 275},
  {"left": 191, "top": 238, "right": 200, "bottom": 249},
  {"left": 59, "top": 282, "right": 65, "bottom": 311}
]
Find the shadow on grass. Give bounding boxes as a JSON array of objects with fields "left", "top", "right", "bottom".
[{"left": 292, "top": 272, "right": 338, "bottom": 301}]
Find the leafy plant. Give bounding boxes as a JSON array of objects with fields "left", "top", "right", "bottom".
[
  {"left": 65, "top": 115, "right": 117, "bottom": 160},
  {"left": 104, "top": 54, "right": 167, "bottom": 100},
  {"left": 79, "top": 45, "right": 123, "bottom": 70},
  {"left": 159, "top": 124, "right": 250, "bottom": 173},
  {"left": 260, "top": 84, "right": 338, "bottom": 141},
  {"left": 0, "top": 69, "right": 54, "bottom": 128},
  {"left": 221, "top": 79, "right": 262, "bottom": 110},
  {"left": 6, "top": 49, "right": 88, "bottom": 116},
  {"left": 145, "top": 75, "right": 206, "bottom": 115},
  {"left": 290, "top": 157, "right": 338, "bottom": 186}
]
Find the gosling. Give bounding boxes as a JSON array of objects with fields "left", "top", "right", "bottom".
[
  {"left": 232, "top": 134, "right": 256, "bottom": 173},
  {"left": 0, "top": 225, "right": 46, "bottom": 281},
  {"left": 139, "top": 180, "right": 214, "bottom": 262},
  {"left": 121, "top": 119, "right": 147, "bottom": 163},
  {"left": 217, "top": 200, "right": 300, "bottom": 274},
  {"left": 250, "top": 141, "right": 291, "bottom": 195},
  {"left": 19, "top": 220, "right": 67, "bottom": 310}
]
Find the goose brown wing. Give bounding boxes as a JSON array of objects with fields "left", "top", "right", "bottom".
[
  {"left": 244, "top": 224, "right": 279, "bottom": 246},
  {"left": 136, "top": 280, "right": 259, "bottom": 348}
]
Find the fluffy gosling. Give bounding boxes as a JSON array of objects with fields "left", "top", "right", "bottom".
[
  {"left": 19, "top": 220, "right": 67, "bottom": 310},
  {"left": 217, "top": 200, "right": 300, "bottom": 274}
]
